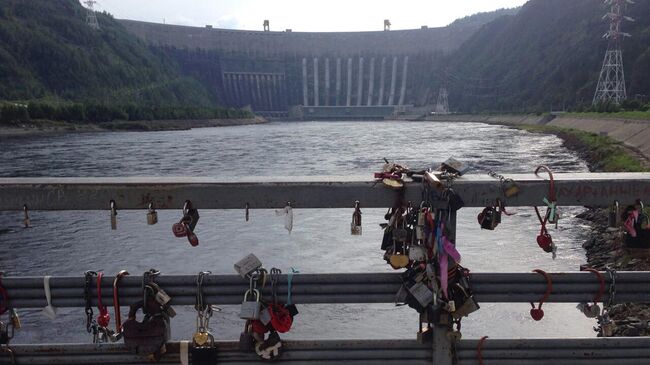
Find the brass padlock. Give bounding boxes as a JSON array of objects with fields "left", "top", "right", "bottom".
[{"left": 503, "top": 179, "right": 520, "bottom": 198}]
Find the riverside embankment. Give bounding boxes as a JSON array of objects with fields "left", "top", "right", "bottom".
[{"left": 0, "top": 116, "right": 266, "bottom": 137}]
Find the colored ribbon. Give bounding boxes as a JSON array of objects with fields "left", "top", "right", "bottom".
[
  {"left": 286, "top": 267, "right": 300, "bottom": 305},
  {"left": 439, "top": 230, "right": 462, "bottom": 299},
  {"left": 542, "top": 197, "right": 557, "bottom": 223}
]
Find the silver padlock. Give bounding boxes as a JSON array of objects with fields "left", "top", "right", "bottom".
[
  {"left": 154, "top": 288, "right": 172, "bottom": 306},
  {"left": 408, "top": 282, "right": 433, "bottom": 307},
  {"left": 147, "top": 203, "right": 158, "bottom": 225},
  {"left": 441, "top": 157, "right": 470, "bottom": 176},
  {"left": 259, "top": 306, "right": 272, "bottom": 325},
  {"left": 409, "top": 245, "right": 426, "bottom": 262},
  {"left": 234, "top": 254, "right": 263, "bottom": 278},
  {"left": 577, "top": 303, "right": 601, "bottom": 318},
  {"left": 239, "top": 289, "right": 261, "bottom": 320}
]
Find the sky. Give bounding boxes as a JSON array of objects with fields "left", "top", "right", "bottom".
[{"left": 93, "top": 0, "right": 529, "bottom": 32}]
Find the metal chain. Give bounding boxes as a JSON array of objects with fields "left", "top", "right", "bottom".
[
  {"left": 270, "top": 268, "right": 281, "bottom": 305},
  {"left": 83, "top": 271, "right": 97, "bottom": 333}
]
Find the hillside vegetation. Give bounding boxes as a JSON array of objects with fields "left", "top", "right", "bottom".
[
  {"left": 445, "top": 0, "right": 650, "bottom": 113},
  {"left": 0, "top": 0, "right": 217, "bottom": 107}
]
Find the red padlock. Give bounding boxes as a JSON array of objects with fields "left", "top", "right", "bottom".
[
  {"left": 251, "top": 319, "right": 270, "bottom": 335},
  {"left": 96, "top": 272, "right": 111, "bottom": 328},
  {"left": 172, "top": 222, "right": 187, "bottom": 237},
  {"left": 529, "top": 269, "right": 552, "bottom": 321},
  {"left": 186, "top": 229, "right": 199, "bottom": 247},
  {"left": 536, "top": 232, "right": 553, "bottom": 253},
  {"left": 269, "top": 304, "right": 293, "bottom": 333}
]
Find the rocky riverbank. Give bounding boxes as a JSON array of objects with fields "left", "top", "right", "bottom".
[{"left": 552, "top": 130, "right": 650, "bottom": 337}]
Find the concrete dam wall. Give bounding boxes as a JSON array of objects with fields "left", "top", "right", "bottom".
[{"left": 118, "top": 19, "right": 485, "bottom": 113}]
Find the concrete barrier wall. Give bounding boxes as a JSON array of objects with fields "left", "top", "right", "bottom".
[{"left": 549, "top": 116, "right": 650, "bottom": 159}]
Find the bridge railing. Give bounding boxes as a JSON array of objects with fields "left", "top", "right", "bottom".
[{"left": 1, "top": 173, "right": 650, "bottom": 365}]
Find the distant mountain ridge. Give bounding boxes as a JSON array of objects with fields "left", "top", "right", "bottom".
[
  {"left": 0, "top": 0, "right": 217, "bottom": 106},
  {"left": 445, "top": 0, "right": 650, "bottom": 112}
]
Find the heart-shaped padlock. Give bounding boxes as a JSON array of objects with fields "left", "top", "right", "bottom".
[
  {"left": 193, "top": 331, "right": 210, "bottom": 347},
  {"left": 530, "top": 308, "right": 544, "bottom": 321},
  {"left": 536, "top": 233, "right": 553, "bottom": 252},
  {"left": 389, "top": 255, "right": 410, "bottom": 270},
  {"left": 97, "top": 310, "right": 110, "bottom": 327},
  {"left": 172, "top": 222, "right": 187, "bottom": 237}
]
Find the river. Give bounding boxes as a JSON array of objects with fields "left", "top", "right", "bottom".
[{"left": 0, "top": 120, "right": 596, "bottom": 343}]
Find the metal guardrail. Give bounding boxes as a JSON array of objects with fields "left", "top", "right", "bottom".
[
  {"left": 3, "top": 338, "right": 650, "bottom": 365},
  {"left": 0, "top": 173, "right": 649, "bottom": 210},
  {"left": 1, "top": 271, "right": 647, "bottom": 308},
  {"left": 2, "top": 173, "right": 650, "bottom": 364}
]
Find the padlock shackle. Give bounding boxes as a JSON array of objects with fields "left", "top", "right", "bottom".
[
  {"left": 113, "top": 270, "right": 129, "bottom": 333},
  {"left": 531, "top": 269, "right": 553, "bottom": 310}
]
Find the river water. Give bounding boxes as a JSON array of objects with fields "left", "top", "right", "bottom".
[{"left": 0, "top": 121, "right": 597, "bottom": 343}]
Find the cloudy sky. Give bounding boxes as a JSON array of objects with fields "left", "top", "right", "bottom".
[{"left": 94, "top": 0, "right": 528, "bottom": 32}]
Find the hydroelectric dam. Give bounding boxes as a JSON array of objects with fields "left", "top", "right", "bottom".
[{"left": 118, "top": 18, "right": 495, "bottom": 118}]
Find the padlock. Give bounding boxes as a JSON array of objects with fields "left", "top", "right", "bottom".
[
  {"left": 395, "top": 285, "right": 408, "bottom": 303},
  {"left": 453, "top": 296, "right": 480, "bottom": 319},
  {"left": 599, "top": 314, "right": 614, "bottom": 337},
  {"left": 154, "top": 288, "right": 172, "bottom": 306},
  {"left": 478, "top": 207, "right": 498, "bottom": 230},
  {"left": 193, "top": 330, "right": 211, "bottom": 347},
  {"left": 441, "top": 157, "right": 470, "bottom": 176},
  {"left": 239, "top": 322, "right": 256, "bottom": 350},
  {"left": 234, "top": 254, "right": 263, "bottom": 278},
  {"left": 10, "top": 309, "right": 21, "bottom": 330},
  {"left": 537, "top": 233, "right": 553, "bottom": 253},
  {"left": 393, "top": 227, "right": 408, "bottom": 243},
  {"left": 110, "top": 200, "right": 117, "bottom": 230},
  {"left": 187, "top": 230, "right": 199, "bottom": 247},
  {"left": 285, "top": 304, "right": 299, "bottom": 317},
  {"left": 408, "top": 282, "right": 433, "bottom": 308},
  {"left": 577, "top": 303, "right": 601, "bottom": 318},
  {"left": 503, "top": 179, "right": 520, "bottom": 198},
  {"left": 191, "top": 344, "right": 218, "bottom": 365},
  {"left": 446, "top": 330, "right": 462, "bottom": 342},
  {"left": 444, "top": 300, "right": 456, "bottom": 313},
  {"left": 240, "top": 289, "right": 262, "bottom": 320},
  {"left": 122, "top": 300, "right": 169, "bottom": 359},
  {"left": 255, "top": 331, "right": 283, "bottom": 360},
  {"left": 146, "top": 204, "right": 158, "bottom": 225},
  {"left": 417, "top": 326, "right": 432, "bottom": 344},
  {"left": 424, "top": 171, "right": 444, "bottom": 191},
  {"left": 172, "top": 222, "right": 187, "bottom": 237},
  {"left": 444, "top": 188, "right": 465, "bottom": 211},
  {"left": 185, "top": 206, "right": 200, "bottom": 232},
  {"left": 351, "top": 201, "right": 362, "bottom": 235},
  {"left": 409, "top": 245, "right": 427, "bottom": 262},
  {"left": 259, "top": 306, "right": 272, "bottom": 325}
]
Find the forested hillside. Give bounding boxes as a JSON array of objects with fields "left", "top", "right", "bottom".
[
  {"left": 445, "top": 0, "right": 650, "bottom": 113},
  {"left": 0, "top": 0, "right": 217, "bottom": 106}
]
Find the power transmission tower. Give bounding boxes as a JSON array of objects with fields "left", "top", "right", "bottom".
[
  {"left": 84, "top": 0, "right": 100, "bottom": 30},
  {"left": 593, "top": 0, "right": 633, "bottom": 106},
  {"left": 435, "top": 87, "right": 450, "bottom": 114}
]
